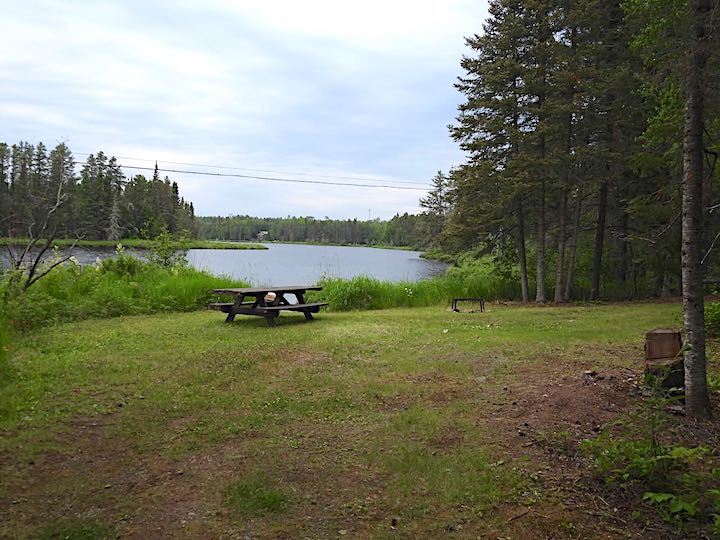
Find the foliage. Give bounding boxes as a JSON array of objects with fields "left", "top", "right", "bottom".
[
  {"left": 147, "top": 231, "right": 188, "bottom": 269},
  {"left": 196, "top": 212, "right": 442, "bottom": 249},
  {"left": 0, "top": 141, "right": 196, "bottom": 242},
  {"left": 584, "top": 391, "right": 720, "bottom": 535},
  {"left": 435, "top": 0, "right": 720, "bottom": 304}
]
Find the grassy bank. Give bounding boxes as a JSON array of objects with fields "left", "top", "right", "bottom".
[
  {"left": 0, "top": 254, "right": 517, "bottom": 330},
  {"left": 0, "top": 237, "right": 267, "bottom": 250},
  {"left": 3, "top": 301, "right": 718, "bottom": 538},
  {"left": 312, "top": 262, "right": 521, "bottom": 310},
  {"left": 1, "top": 255, "right": 246, "bottom": 331}
]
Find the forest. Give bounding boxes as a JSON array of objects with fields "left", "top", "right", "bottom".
[
  {"left": 419, "top": 0, "right": 720, "bottom": 303},
  {"left": 0, "top": 142, "right": 196, "bottom": 242},
  {"left": 195, "top": 212, "right": 434, "bottom": 247}
]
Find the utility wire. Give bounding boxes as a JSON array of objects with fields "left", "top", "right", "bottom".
[
  {"left": 74, "top": 152, "right": 431, "bottom": 187},
  {"left": 118, "top": 164, "right": 430, "bottom": 191}
]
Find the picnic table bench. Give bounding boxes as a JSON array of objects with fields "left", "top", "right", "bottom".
[{"left": 210, "top": 285, "right": 327, "bottom": 326}]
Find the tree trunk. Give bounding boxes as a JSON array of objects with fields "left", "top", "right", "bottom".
[
  {"left": 682, "top": 0, "right": 712, "bottom": 419},
  {"left": 554, "top": 186, "right": 568, "bottom": 302},
  {"left": 563, "top": 191, "right": 582, "bottom": 301},
  {"left": 590, "top": 181, "right": 608, "bottom": 300},
  {"left": 536, "top": 180, "right": 547, "bottom": 303},
  {"left": 516, "top": 196, "right": 530, "bottom": 303},
  {"left": 616, "top": 212, "right": 629, "bottom": 284},
  {"left": 554, "top": 30, "right": 576, "bottom": 302}
]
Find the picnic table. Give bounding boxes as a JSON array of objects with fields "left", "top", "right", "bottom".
[{"left": 210, "top": 285, "right": 328, "bottom": 326}]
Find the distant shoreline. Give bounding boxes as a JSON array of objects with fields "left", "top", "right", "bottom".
[
  {"left": 257, "top": 240, "right": 416, "bottom": 251},
  {"left": 0, "top": 237, "right": 436, "bottom": 255},
  {"left": 0, "top": 238, "right": 267, "bottom": 250}
]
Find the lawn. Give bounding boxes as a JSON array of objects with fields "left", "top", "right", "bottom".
[{"left": 1, "top": 301, "right": 711, "bottom": 538}]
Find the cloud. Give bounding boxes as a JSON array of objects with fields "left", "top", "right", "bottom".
[{"left": 1, "top": 0, "right": 488, "bottom": 219}]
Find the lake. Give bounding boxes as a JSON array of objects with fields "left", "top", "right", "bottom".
[
  {"left": 1, "top": 243, "right": 448, "bottom": 285},
  {"left": 188, "top": 243, "right": 448, "bottom": 285}
]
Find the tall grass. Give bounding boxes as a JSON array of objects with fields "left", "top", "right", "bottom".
[
  {"left": 311, "top": 257, "right": 522, "bottom": 311},
  {"left": 1, "top": 254, "right": 246, "bottom": 331}
]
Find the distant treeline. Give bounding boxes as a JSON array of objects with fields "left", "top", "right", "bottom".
[
  {"left": 0, "top": 141, "right": 196, "bottom": 241},
  {"left": 195, "top": 213, "right": 439, "bottom": 248}
]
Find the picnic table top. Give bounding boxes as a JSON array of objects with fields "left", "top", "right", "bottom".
[{"left": 213, "top": 285, "right": 322, "bottom": 295}]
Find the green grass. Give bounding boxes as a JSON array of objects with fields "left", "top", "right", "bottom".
[
  {"left": 2, "top": 301, "right": 708, "bottom": 538},
  {"left": 0, "top": 237, "right": 267, "bottom": 250},
  {"left": 224, "top": 473, "right": 289, "bottom": 516}
]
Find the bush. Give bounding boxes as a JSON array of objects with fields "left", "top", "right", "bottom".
[
  {"left": 147, "top": 230, "right": 189, "bottom": 268},
  {"left": 583, "top": 393, "right": 720, "bottom": 536}
]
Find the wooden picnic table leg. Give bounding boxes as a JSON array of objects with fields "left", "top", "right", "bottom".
[
  {"left": 295, "top": 291, "right": 315, "bottom": 321},
  {"left": 226, "top": 293, "right": 247, "bottom": 323}
]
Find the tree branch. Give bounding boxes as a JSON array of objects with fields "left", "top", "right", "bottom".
[{"left": 24, "top": 236, "right": 80, "bottom": 291}]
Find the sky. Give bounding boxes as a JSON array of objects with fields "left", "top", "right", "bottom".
[{"left": 1, "top": 0, "right": 489, "bottom": 220}]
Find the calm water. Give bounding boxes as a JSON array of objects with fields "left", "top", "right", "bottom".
[
  {"left": 188, "top": 243, "right": 448, "bottom": 285},
  {"left": 1, "top": 243, "right": 448, "bottom": 285}
]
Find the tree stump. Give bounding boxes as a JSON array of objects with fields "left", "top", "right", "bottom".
[{"left": 644, "top": 328, "right": 684, "bottom": 389}]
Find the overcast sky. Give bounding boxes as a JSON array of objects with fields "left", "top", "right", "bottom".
[{"left": 1, "top": 0, "right": 489, "bottom": 219}]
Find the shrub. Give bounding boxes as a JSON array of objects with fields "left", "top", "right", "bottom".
[
  {"left": 147, "top": 230, "right": 189, "bottom": 268},
  {"left": 583, "top": 393, "right": 720, "bottom": 536}
]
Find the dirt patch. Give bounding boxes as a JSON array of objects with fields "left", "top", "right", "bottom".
[
  {"left": 512, "top": 367, "right": 642, "bottom": 438},
  {"left": 428, "top": 426, "right": 465, "bottom": 449}
]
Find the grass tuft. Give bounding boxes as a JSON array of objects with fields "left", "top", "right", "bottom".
[{"left": 224, "top": 473, "right": 289, "bottom": 516}]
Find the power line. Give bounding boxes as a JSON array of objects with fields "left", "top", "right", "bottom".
[
  {"left": 74, "top": 152, "right": 432, "bottom": 187},
  {"left": 118, "top": 164, "right": 430, "bottom": 191}
]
